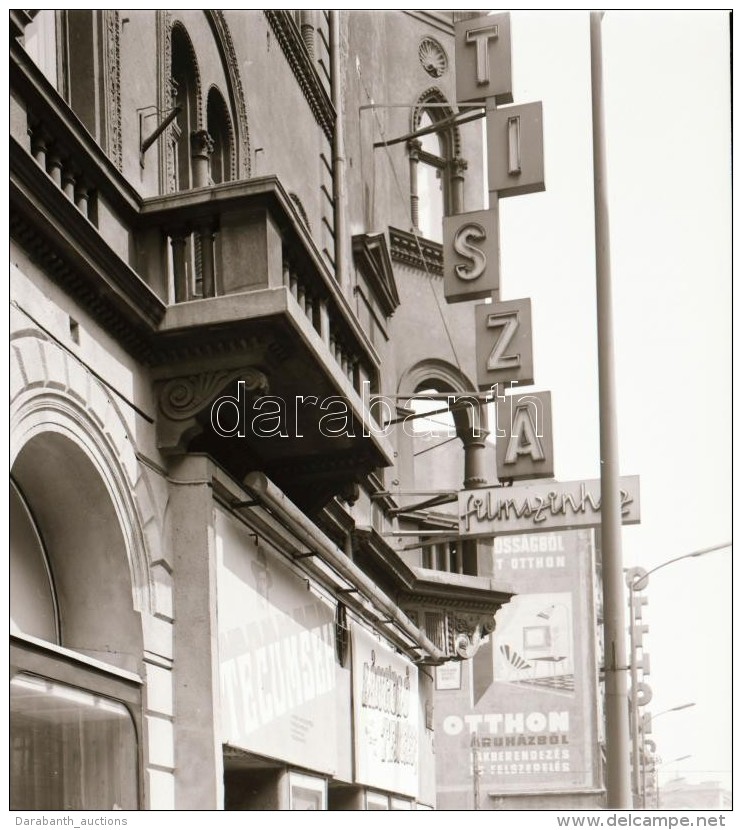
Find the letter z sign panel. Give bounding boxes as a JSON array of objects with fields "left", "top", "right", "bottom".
[
  {"left": 443, "top": 209, "right": 499, "bottom": 303},
  {"left": 475, "top": 298, "right": 534, "bottom": 390}
]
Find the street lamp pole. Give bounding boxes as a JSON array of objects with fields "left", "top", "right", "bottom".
[{"left": 590, "top": 12, "right": 632, "bottom": 808}]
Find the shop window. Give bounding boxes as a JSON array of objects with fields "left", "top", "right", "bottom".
[
  {"left": 10, "top": 673, "right": 138, "bottom": 810},
  {"left": 207, "top": 86, "right": 233, "bottom": 185},
  {"left": 289, "top": 771, "right": 327, "bottom": 810},
  {"left": 365, "top": 790, "right": 390, "bottom": 810}
]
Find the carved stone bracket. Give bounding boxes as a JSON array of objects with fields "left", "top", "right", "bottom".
[
  {"left": 157, "top": 367, "right": 269, "bottom": 454},
  {"left": 450, "top": 612, "right": 497, "bottom": 660},
  {"left": 190, "top": 129, "right": 215, "bottom": 160}
]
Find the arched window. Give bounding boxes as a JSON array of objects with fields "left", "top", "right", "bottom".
[
  {"left": 408, "top": 91, "right": 466, "bottom": 242},
  {"left": 412, "top": 114, "right": 446, "bottom": 241},
  {"left": 10, "top": 479, "right": 59, "bottom": 644},
  {"left": 10, "top": 432, "right": 142, "bottom": 809},
  {"left": 207, "top": 87, "right": 233, "bottom": 185},
  {"left": 171, "top": 24, "right": 201, "bottom": 191}
]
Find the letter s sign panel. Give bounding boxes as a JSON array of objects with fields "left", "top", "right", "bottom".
[{"left": 443, "top": 209, "right": 499, "bottom": 304}]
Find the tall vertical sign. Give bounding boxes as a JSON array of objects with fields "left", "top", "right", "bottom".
[{"left": 448, "top": 14, "right": 553, "bottom": 482}]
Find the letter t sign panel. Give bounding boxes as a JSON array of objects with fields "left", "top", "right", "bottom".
[{"left": 455, "top": 13, "right": 513, "bottom": 105}]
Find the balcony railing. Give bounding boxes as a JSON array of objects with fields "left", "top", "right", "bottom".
[{"left": 140, "top": 178, "right": 378, "bottom": 395}]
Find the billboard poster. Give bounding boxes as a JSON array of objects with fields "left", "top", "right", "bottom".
[
  {"left": 215, "top": 507, "right": 338, "bottom": 774},
  {"left": 351, "top": 624, "right": 419, "bottom": 798},
  {"left": 435, "top": 529, "right": 601, "bottom": 806}
]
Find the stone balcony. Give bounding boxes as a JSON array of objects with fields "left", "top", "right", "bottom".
[
  {"left": 139, "top": 179, "right": 392, "bottom": 508},
  {"left": 10, "top": 40, "right": 392, "bottom": 510}
]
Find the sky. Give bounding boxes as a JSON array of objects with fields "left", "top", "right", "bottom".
[{"left": 492, "top": 11, "right": 732, "bottom": 794}]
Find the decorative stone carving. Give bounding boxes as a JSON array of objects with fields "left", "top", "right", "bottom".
[
  {"left": 264, "top": 10, "right": 334, "bottom": 142},
  {"left": 157, "top": 11, "right": 173, "bottom": 194},
  {"left": 158, "top": 367, "right": 269, "bottom": 453},
  {"left": 388, "top": 226, "right": 444, "bottom": 275},
  {"left": 451, "top": 155, "right": 468, "bottom": 179},
  {"left": 158, "top": 16, "right": 204, "bottom": 194},
  {"left": 160, "top": 368, "right": 268, "bottom": 421},
  {"left": 418, "top": 37, "right": 448, "bottom": 78},
  {"left": 411, "top": 86, "right": 462, "bottom": 158},
  {"left": 104, "top": 10, "right": 122, "bottom": 171},
  {"left": 451, "top": 613, "right": 497, "bottom": 659}
]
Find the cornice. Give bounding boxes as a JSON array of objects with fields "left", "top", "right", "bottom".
[
  {"left": 402, "top": 10, "right": 455, "bottom": 37},
  {"left": 10, "top": 140, "right": 164, "bottom": 355},
  {"left": 264, "top": 10, "right": 335, "bottom": 142},
  {"left": 353, "top": 525, "right": 514, "bottom": 614},
  {"left": 388, "top": 226, "right": 444, "bottom": 276},
  {"left": 9, "top": 209, "right": 157, "bottom": 364}
]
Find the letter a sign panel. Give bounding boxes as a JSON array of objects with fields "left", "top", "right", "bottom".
[
  {"left": 496, "top": 389, "right": 554, "bottom": 481},
  {"left": 443, "top": 209, "right": 499, "bottom": 303}
]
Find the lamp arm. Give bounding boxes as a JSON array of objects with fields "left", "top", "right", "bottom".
[{"left": 631, "top": 542, "right": 731, "bottom": 588}]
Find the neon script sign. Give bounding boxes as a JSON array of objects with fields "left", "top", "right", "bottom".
[{"left": 458, "top": 476, "right": 640, "bottom": 538}]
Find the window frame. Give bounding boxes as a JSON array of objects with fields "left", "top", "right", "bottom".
[
  {"left": 10, "top": 633, "right": 143, "bottom": 810},
  {"left": 408, "top": 90, "right": 464, "bottom": 240}
]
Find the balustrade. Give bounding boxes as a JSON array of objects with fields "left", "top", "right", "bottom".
[{"left": 27, "top": 115, "right": 96, "bottom": 223}]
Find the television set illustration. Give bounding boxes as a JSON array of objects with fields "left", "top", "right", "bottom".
[{"left": 493, "top": 593, "right": 575, "bottom": 692}]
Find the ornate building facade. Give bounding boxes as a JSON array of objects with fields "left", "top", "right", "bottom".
[{"left": 10, "top": 10, "right": 515, "bottom": 810}]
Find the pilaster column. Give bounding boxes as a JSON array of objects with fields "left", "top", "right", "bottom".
[
  {"left": 190, "top": 129, "right": 214, "bottom": 188},
  {"left": 408, "top": 139, "right": 422, "bottom": 232},
  {"left": 450, "top": 155, "right": 468, "bottom": 215},
  {"left": 170, "top": 229, "right": 188, "bottom": 303}
]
